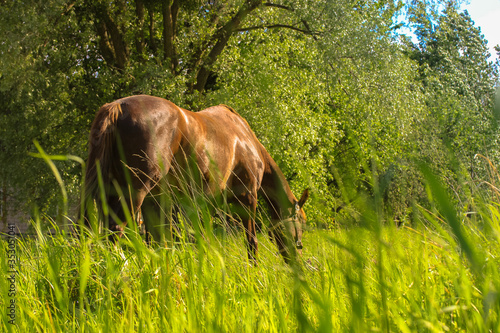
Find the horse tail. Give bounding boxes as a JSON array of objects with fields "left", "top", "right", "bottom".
[{"left": 82, "top": 102, "right": 123, "bottom": 223}]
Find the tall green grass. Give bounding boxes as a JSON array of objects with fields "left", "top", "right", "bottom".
[
  {"left": 2, "top": 204, "right": 500, "bottom": 332},
  {"left": 2, "top": 151, "right": 500, "bottom": 331}
]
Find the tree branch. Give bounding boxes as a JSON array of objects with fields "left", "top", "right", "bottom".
[
  {"left": 263, "top": 2, "right": 319, "bottom": 40},
  {"left": 184, "top": 2, "right": 226, "bottom": 77},
  {"left": 300, "top": 19, "right": 318, "bottom": 40},
  {"left": 236, "top": 24, "right": 317, "bottom": 36},
  {"left": 263, "top": 2, "right": 291, "bottom": 10},
  {"left": 190, "top": 0, "right": 263, "bottom": 93}
]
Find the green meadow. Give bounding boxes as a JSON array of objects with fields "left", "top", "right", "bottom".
[{"left": 2, "top": 180, "right": 500, "bottom": 332}]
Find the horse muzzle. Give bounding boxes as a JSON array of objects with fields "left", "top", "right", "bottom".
[{"left": 296, "top": 240, "right": 303, "bottom": 250}]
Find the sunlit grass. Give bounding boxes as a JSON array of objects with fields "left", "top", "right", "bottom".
[
  {"left": 3, "top": 147, "right": 500, "bottom": 331},
  {"left": 2, "top": 204, "right": 500, "bottom": 332}
]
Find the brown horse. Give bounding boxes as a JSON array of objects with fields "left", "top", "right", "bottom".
[{"left": 83, "top": 95, "right": 309, "bottom": 262}]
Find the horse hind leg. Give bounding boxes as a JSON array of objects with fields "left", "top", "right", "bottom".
[
  {"left": 141, "top": 193, "right": 178, "bottom": 246},
  {"left": 106, "top": 195, "right": 127, "bottom": 240},
  {"left": 104, "top": 186, "right": 148, "bottom": 240}
]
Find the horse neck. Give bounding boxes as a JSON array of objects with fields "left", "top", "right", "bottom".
[{"left": 260, "top": 157, "right": 297, "bottom": 220}]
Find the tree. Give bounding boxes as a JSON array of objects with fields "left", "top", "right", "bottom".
[
  {"left": 0, "top": 0, "right": 333, "bottom": 216},
  {"left": 408, "top": 2, "right": 500, "bottom": 203},
  {"left": 208, "top": 0, "right": 429, "bottom": 222},
  {"left": 2, "top": 0, "right": 497, "bottom": 227}
]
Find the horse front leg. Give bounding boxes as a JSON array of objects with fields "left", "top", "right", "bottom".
[
  {"left": 244, "top": 217, "right": 258, "bottom": 263},
  {"left": 269, "top": 227, "right": 293, "bottom": 264},
  {"left": 234, "top": 193, "right": 258, "bottom": 263}
]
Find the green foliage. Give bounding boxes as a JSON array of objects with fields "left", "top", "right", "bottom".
[
  {"left": 0, "top": 0, "right": 499, "bottom": 226},
  {"left": 208, "top": 25, "right": 339, "bottom": 223},
  {"left": 408, "top": 3, "right": 500, "bottom": 192}
]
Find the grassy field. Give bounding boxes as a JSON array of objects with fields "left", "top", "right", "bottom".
[
  {"left": 2, "top": 150, "right": 500, "bottom": 332},
  {"left": 2, "top": 199, "right": 500, "bottom": 332}
]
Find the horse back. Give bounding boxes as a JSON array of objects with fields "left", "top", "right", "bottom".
[
  {"left": 192, "top": 105, "right": 268, "bottom": 192},
  {"left": 87, "top": 95, "right": 270, "bottom": 197}
]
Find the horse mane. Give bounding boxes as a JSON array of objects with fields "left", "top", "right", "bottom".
[
  {"left": 219, "top": 104, "right": 239, "bottom": 115},
  {"left": 84, "top": 102, "right": 123, "bottom": 202}
]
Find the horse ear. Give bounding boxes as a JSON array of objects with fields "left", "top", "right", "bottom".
[{"left": 298, "top": 188, "right": 309, "bottom": 208}]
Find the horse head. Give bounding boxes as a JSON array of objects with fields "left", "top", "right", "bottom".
[{"left": 287, "top": 188, "right": 309, "bottom": 255}]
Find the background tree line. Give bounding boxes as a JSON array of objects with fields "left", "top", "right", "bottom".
[{"left": 0, "top": 0, "right": 498, "bottom": 226}]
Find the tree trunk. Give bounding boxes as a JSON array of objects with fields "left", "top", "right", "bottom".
[
  {"left": 93, "top": 2, "right": 129, "bottom": 70},
  {"left": 135, "top": 0, "right": 145, "bottom": 57},
  {"left": 148, "top": 6, "right": 157, "bottom": 54},
  {"left": 162, "top": 0, "right": 179, "bottom": 74},
  {"left": 102, "top": 10, "right": 129, "bottom": 70}
]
